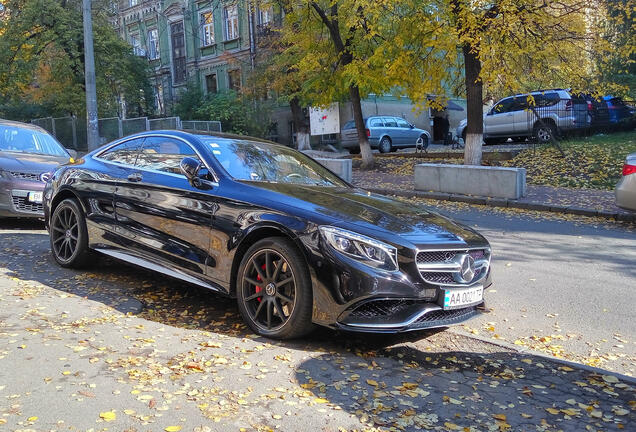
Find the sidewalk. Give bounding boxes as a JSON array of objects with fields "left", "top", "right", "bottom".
[{"left": 352, "top": 169, "right": 636, "bottom": 222}]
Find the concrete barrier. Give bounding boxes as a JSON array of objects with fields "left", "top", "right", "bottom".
[
  {"left": 415, "top": 163, "right": 526, "bottom": 199},
  {"left": 314, "top": 158, "right": 352, "bottom": 183}
]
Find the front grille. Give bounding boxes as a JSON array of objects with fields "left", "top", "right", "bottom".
[
  {"left": 10, "top": 171, "right": 41, "bottom": 181},
  {"left": 417, "top": 251, "right": 457, "bottom": 264},
  {"left": 348, "top": 300, "right": 418, "bottom": 319},
  {"left": 420, "top": 272, "right": 455, "bottom": 284},
  {"left": 12, "top": 196, "right": 43, "bottom": 213},
  {"left": 416, "top": 248, "right": 490, "bottom": 286}
]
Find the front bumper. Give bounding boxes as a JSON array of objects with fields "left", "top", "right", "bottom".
[
  {"left": 335, "top": 299, "right": 487, "bottom": 333},
  {"left": 0, "top": 177, "right": 46, "bottom": 218}
]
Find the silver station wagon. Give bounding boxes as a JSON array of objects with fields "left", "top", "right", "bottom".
[{"left": 341, "top": 116, "right": 431, "bottom": 153}]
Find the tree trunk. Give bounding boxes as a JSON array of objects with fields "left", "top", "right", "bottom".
[
  {"left": 290, "top": 97, "right": 311, "bottom": 150},
  {"left": 349, "top": 84, "right": 373, "bottom": 169},
  {"left": 462, "top": 44, "right": 484, "bottom": 166}
]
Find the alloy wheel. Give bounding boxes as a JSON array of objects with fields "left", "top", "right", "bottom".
[
  {"left": 536, "top": 127, "right": 552, "bottom": 143},
  {"left": 241, "top": 249, "right": 297, "bottom": 331},
  {"left": 51, "top": 206, "right": 79, "bottom": 263}
]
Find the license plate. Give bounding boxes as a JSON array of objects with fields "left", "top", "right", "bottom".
[
  {"left": 442, "top": 286, "right": 483, "bottom": 309},
  {"left": 27, "top": 192, "right": 43, "bottom": 203}
]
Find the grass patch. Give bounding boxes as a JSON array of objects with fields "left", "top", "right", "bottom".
[{"left": 500, "top": 131, "right": 636, "bottom": 190}]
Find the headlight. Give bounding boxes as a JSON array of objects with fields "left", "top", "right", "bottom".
[{"left": 319, "top": 226, "right": 399, "bottom": 271}]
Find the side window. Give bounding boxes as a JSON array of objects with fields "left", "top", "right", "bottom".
[
  {"left": 383, "top": 117, "right": 397, "bottom": 127},
  {"left": 369, "top": 118, "right": 384, "bottom": 127},
  {"left": 136, "top": 137, "right": 200, "bottom": 175},
  {"left": 492, "top": 98, "right": 514, "bottom": 114},
  {"left": 99, "top": 138, "right": 143, "bottom": 165},
  {"left": 509, "top": 97, "right": 527, "bottom": 112},
  {"left": 396, "top": 118, "right": 410, "bottom": 128}
]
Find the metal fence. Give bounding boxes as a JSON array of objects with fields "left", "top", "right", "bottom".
[
  {"left": 181, "top": 120, "right": 222, "bottom": 133},
  {"left": 31, "top": 116, "right": 222, "bottom": 151}
]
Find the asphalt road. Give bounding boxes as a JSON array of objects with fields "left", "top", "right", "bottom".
[
  {"left": 429, "top": 203, "right": 636, "bottom": 375},
  {"left": 0, "top": 212, "right": 635, "bottom": 431}
]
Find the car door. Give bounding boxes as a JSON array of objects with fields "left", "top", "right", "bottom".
[
  {"left": 85, "top": 137, "right": 145, "bottom": 248},
  {"left": 113, "top": 135, "right": 220, "bottom": 285},
  {"left": 381, "top": 116, "right": 400, "bottom": 144},
  {"left": 510, "top": 96, "right": 530, "bottom": 135},
  {"left": 367, "top": 117, "right": 384, "bottom": 145},
  {"left": 484, "top": 98, "right": 514, "bottom": 136},
  {"left": 396, "top": 117, "right": 416, "bottom": 146}
]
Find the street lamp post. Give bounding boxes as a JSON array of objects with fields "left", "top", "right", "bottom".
[{"left": 82, "top": 0, "right": 99, "bottom": 151}]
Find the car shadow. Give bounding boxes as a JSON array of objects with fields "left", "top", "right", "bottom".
[
  {"left": 294, "top": 347, "right": 635, "bottom": 431},
  {"left": 0, "top": 229, "right": 443, "bottom": 352}
]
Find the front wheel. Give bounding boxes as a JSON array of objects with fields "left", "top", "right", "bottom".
[
  {"left": 50, "top": 198, "right": 92, "bottom": 268},
  {"left": 236, "top": 237, "right": 314, "bottom": 339}
]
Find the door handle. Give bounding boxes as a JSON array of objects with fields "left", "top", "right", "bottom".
[{"left": 127, "top": 173, "right": 142, "bottom": 182}]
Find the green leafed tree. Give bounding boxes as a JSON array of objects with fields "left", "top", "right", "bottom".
[{"left": 0, "top": 0, "right": 152, "bottom": 120}]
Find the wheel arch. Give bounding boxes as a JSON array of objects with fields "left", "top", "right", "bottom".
[
  {"left": 229, "top": 223, "right": 310, "bottom": 296},
  {"left": 50, "top": 187, "right": 85, "bottom": 217},
  {"left": 533, "top": 117, "right": 557, "bottom": 130}
]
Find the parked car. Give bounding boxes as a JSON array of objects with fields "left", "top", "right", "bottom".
[
  {"left": 572, "top": 93, "right": 610, "bottom": 129},
  {"left": 0, "top": 119, "right": 73, "bottom": 218},
  {"left": 603, "top": 96, "right": 635, "bottom": 124},
  {"left": 615, "top": 152, "right": 636, "bottom": 212},
  {"left": 44, "top": 130, "right": 492, "bottom": 339},
  {"left": 456, "top": 89, "right": 588, "bottom": 144},
  {"left": 341, "top": 116, "right": 431, "bottom": 153}
]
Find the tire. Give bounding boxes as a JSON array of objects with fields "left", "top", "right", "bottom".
[
  {"left": 533, "top": 122, "right": 556, "bottom": 144},
  {"left": 379, "top": 137, "right": 392, "bottom": 153},
  {"left": 348, "top": 147, "right": 360, "bottom": 155},
  {"left": 236, "top": 237, "right": 314, "bottom": 339},
  {"left": 49, "top": 198, "right": 92, "bottom": 268},
  {"left": 418, "top": 134, "right": 429, "bottom": 151},
  {"left": 461, "top": 130, "right": 466, "bottom": 143}
]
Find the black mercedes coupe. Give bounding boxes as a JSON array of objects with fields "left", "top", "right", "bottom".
[{"left": 44, "top": 131, "right": 492, "bottom": 339}]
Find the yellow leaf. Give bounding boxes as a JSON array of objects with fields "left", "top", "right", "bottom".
[
  {"left": 165, "top": 427, "right": 182, "bottom": 432},
  {"left": 100, "top": 411, "right": 116, "bottom": 422},
  {"left": 314, "top": 398, "right": 329, "bottom": 404},
  {"left": 123, "top": 409, "right": 135, "bottom": 415},
  {"left": 492, "top": 414, "right": 506, "bottom": 421},
  {"left": 366, "top": 379, "right": 378, "bottom": 387},
  {"left": 444, "top": 422, "right": 460, "bottom": 430},
  {"left": 27, "top": 416, "right": 38, "bottom": 421},
  {"left": 546, "top": 408, "right": 560, "bottom": 415}
]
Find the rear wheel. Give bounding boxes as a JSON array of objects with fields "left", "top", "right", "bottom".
[
  {"left": 236, "top": 237, "right": 314, "bottom": 339},
  {"left": 379, "top": 137, "right": 392, "bottom": 153},
  {"left": 418, "top": 134, "right": 429, "bottom": 151},
  {"left": 533, "top": 122, "right": 556, "bottom": 143},
  {"left": 50, "top": 198, "right": 92, "bottom": 268}
]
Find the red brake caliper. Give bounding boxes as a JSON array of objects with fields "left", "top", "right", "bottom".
[{"left": 254, "top": 263, "right": 267, "bottom": 302}]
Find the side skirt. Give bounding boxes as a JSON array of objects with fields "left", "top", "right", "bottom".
[{"left": 94, "top": 248, "right": 226, "bottom": 294}]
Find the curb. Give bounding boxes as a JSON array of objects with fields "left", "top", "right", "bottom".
[
  {"left": 365, "top": 188, "right": 636, "bottom": 223},
  {"left": 449, "top": 328, "right": 636, "bottom": 385}
]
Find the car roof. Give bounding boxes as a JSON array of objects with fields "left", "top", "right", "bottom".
[
  {"left": 0, "top": 118, "right": 49, "bottom": 133},
  {"left": 121, "top": 129, "right": 278, "bottom": 145}
]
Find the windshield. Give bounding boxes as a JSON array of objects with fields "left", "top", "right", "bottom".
[
  {"left": 199, "top": 137, "right": 349, "bottom": 187},
  {"left": 0, "top": 125, "right": 68, "bottom": 157}
]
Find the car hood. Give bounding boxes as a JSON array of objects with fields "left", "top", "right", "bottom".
[
  {"left": 244, "top": 182, "right": 487, "bottom": 248},
  {"left": 0, "top": 151, "right": 69, "bottom": 173}
]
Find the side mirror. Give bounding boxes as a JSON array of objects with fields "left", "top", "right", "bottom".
[
  {"left": 180, "top": 157, "right": 202, "bottom": 186},
  {"left": 66, "top": 149, "right": 78, "bottom": 159},
  {"left": 409, "top": 124, "right": 415, "bottom": 129}
]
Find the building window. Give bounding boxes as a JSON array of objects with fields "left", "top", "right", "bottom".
[
  {"left": 223, "top": 4, "right": 239, "bottom": 41},
  {"left": 228, "top": 69, "right": 241, "bottom": 91},
  {"left": 205, "top": 74, "right": 217, "bottom": 94},
  {"left": 154, "top": 84, "right": 164, "bottom": 114},
  {"left": 171, "top": 21, "right": 186, "bottom": 84},
  {"left": 147, "top": 29, "right": 159, "bottom": 60},
  {"left": 130, "top": 33, "right": 145, "bottom": 56},
  {"left": 129, "top": 0, "right": 138, "bottom": 7},
  {"left": 257, "top": 7, "right": 272, "bottom": 26},
  {"left": 200, "top": 11, "right": 215, "bottom": 46}
]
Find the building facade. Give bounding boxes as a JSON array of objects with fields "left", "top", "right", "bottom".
[{"left": 115, "top": 0, "right": 274, "bottom": 115}]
